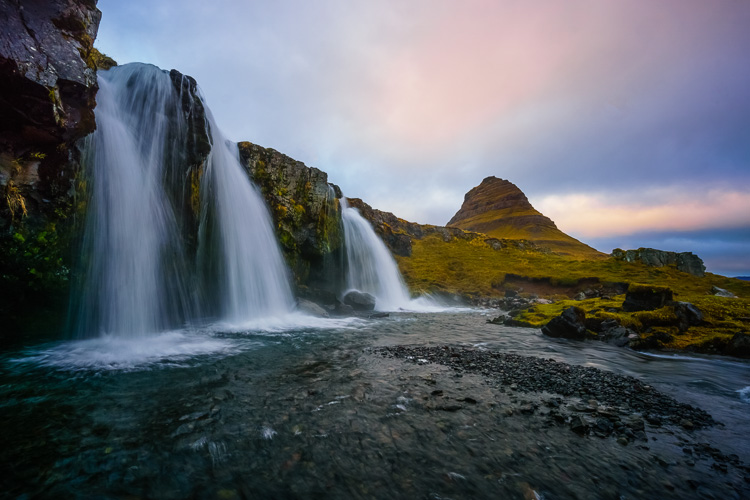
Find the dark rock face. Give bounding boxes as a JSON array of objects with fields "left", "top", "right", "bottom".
[
  {"left": 343, "top": 290, "right": 376, "bottom": 311},
  {"left": 724, "top": 333, "right": 750, "bottom": 358},
  {"left": 622, "top": 285, "right": 673, "bottom": 312},
  {"left": 238, "top": 142, "right": 345, "bottom": 294},
  {"left": 612, "top": 248, "right": 706, "bottom": 277},
  {"left": 541, "top": 306, "right": 589, "bottom": 340},
  {"left": 0, "top": 0, "right": 101, "bottom": 152},
  {"left": 0, "top": 0, "right": 102, "bottom": 338}
]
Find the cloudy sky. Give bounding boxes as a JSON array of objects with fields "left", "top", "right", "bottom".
[{"left": 94, "top": 0, "right": 750, "bottom": 276}]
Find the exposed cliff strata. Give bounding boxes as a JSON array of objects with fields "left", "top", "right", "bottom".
[
  {"left": 238, "top": 142, "right": 345, "bottom": 293},
  {"left": 612, "top": 248, "right": 706, "bottom": 277},
  {"left": 0, "top": 0, "right": 103, "bottom": 338},
  {"left": 447, "top": 176, "right": 603, "bottom": 258}
]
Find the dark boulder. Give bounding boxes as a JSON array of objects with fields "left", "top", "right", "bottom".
[
  {"left": 333, "top": 301, "right": 355, "bottom": 316},
  {"left": 673, "top": 302, "right": 704, "bottom": 332},
  {"left": 724, "top": 332, "right": 750, "bottom": 358},
  {"left": 542, "top": 306, "right": 589, "bottom": 340},
  {"left": 599, "top": 320, "right": 638, "bottom": 347},
  {"left": 631, "top": 331, "right": 674, "bottom": 350},
  {"left": 343, "top": 290, "right": 377, "bottom": 311},
  {"left": 296, "top": 299, "right": 330, "bottom": 318},
  {"left": 622, "top": 284, "right": 673, "bottom": 312}
]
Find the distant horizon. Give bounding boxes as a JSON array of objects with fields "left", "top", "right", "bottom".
[{"left": 94, "top": 0, "right": 750, "bottom": 276}]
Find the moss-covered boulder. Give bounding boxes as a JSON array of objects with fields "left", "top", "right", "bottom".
[{"left": 622, "top": 284, "right": 673, "bottom": 312}]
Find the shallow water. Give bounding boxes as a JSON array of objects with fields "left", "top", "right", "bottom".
[{"left": 2, "top": 311, "right": 748, "bottom": 498}]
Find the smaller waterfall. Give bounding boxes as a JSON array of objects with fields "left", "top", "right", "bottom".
[
  {"left": 199, "top": 110, "right": 295, "bottom": 324},
  {"left": 340, "top": 199, "right": 411, "bottom": 310}
]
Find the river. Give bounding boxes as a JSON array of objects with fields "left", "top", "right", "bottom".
[{"left": 2, "top": 310, "right": 748, "bottom": 499}]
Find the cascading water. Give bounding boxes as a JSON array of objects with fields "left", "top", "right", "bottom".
[
  {"left": 73, "top": 64, "right": 194, "bottom": 338},
  {"left": 340, "top": 199, "right": 412, "bottom": 310},
  {"left": 199, "top": 110, "right": 294, "bottom": 325},
  {"left": 73, "top": 63, "right": 293, "bottom": 338}
]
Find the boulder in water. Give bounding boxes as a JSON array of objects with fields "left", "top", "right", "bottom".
[
  {"left": 296, "top": 299, "right": 330, "bottom": 318},
  {"left": 541, "top": 306, "right": 589, "bottom": 340},
  {"left": 343, "top": 290, "right": 377, "bottom": 311},
  {"left": 334, "top": 301, "right": 356, "bottom": 316},
  {"left": 724, "top": 332, "right": 750, "bottom": 358},
  {"left": 599, "top": 319, "right": 638, "bottom": 347}
]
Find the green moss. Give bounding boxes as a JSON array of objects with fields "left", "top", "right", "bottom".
[{"left": 627, "top": 283, "right": 672, "bottom": 294}]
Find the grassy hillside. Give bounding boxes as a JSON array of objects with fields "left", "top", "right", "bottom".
[
  {"left": 397, "top": 233, "right": 749, "bottom": 299},
  {"left": 395, "top": 233, "right": 750, "bottom": 354}
]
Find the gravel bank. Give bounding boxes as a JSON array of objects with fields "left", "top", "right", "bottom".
[{"left": 374, "top": 345, "right": 716, "bottom": 430}]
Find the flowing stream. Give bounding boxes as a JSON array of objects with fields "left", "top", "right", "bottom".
[{"left": 2, "top": 312, "right": 748, "bottom": 499}]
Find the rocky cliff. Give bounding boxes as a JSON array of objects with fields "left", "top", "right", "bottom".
[
  {"left": 238, "top": 142, "right": 345, "bottom": 295},
  {"left": 612, "top": 248, "right": 706, "bottom": 277},
  {"left": 0, "top": 0, "right": 104, "bottom": 338},
  {"left": 447, "top": 176, "right": 604, "bottom": 258}
]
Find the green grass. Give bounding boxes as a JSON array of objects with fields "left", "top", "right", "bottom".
[
  {"left": 396, "top": 233, "right": 750, "bottom": 353},
  {"left": 398, "top": 234, "right": 750, "bottom": 299}
]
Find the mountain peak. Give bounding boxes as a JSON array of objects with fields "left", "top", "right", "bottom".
[{"left": 447, "top": 177, "right": 604, "bottom": 258}]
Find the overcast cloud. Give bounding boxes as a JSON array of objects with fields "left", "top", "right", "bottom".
[{"left": 94, "top": 0, "right": 750, "bottom": 275}]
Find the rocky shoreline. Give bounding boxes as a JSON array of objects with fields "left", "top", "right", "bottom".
[
  {"left": 373, "top": 344, "right": 750, "bottom": 478},
  {"left": 374, "top": 345, "right": 715, "bottom": 431}
]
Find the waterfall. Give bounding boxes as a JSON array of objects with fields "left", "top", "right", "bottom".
[
  {"left": 199, "top": 110, "right": 294, "bottom": 324},
  {"left": 73, "top": 63, "right": 293, "bottom": 338},
  {"left": 340, "top": 199, "right": 411, "bottom": 310}
]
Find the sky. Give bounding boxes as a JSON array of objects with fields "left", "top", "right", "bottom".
[{"left": 94, "top": 0, "right": 750, "bottom": 276}]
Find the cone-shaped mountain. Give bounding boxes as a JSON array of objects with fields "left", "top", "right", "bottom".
[{"left": 447, "top": 176, "right": 604, "bottom": 258}]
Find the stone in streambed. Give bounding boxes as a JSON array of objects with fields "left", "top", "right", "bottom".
[
  {"left": 541, "top": 306, "right": 589, "bottom": 340},
  {"left": 296, "top": 298, "right": 330, "bottom": 318},
  {"left": 343, "top": 290, "right": 377, "bottom": 311},
  {"left": 724, "top": 332, "right": 750, "bottom": 358}
]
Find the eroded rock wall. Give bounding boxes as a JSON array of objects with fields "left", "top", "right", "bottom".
[
  {"left": 612, "top": 248, "right": 706, "bottom": 277},
  {"left": 238, "top": 142, "right": 345, "bottom": 295},
  {"left": 0, "top": 0, "right": 103, "bottom": 339}
]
